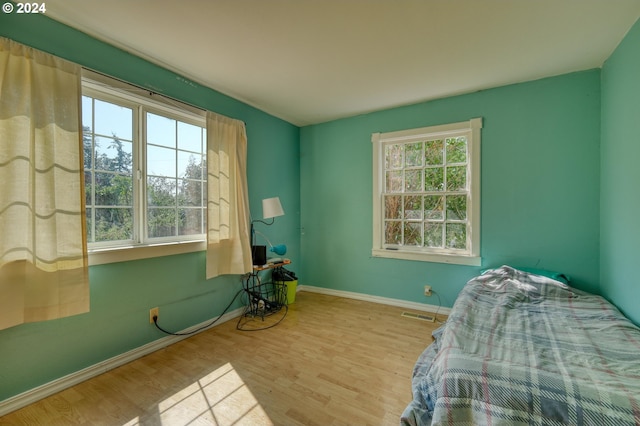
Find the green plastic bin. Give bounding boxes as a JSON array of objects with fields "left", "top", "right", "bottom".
[{"left": 277, "top": 280, "right": 298, "bottom": 304}]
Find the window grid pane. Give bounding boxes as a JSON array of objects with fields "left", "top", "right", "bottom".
[
  {"left": 425, "top": 139, "right": 443, "bottom": 165},
  {"left": 424, "top": 222, "right": 444, "bottom": 248},
  {"left": 446, "top": 137, "right": 467, "bottom": 164},
  {"left": 385, "top": 195, "right": 402, "bottom": 219},
  {"left": 404, "top": 142, "right": 423, "bottom": 167},
  {"left": 83, "top": 95, "right": 134, "bottom": 244},
  {"left": 384, "top": 221, "right": 402, "bottom": 245},
  {"left": 146, "top": 110, "right": 206, "bottom": 240},
  {"left": 385, "top": 144, "right": 403, "bottom": 169},
  {"left": 404, "top": 222, "right": 422, "bottom": 246},
  {"left": 386, "top": 170, "right": 403, "bottom": 193},
  {"left": 382, "top": 137, "right": 470, "bottom": 251}
]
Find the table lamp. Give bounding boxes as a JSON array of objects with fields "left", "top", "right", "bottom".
[
  {"left": 251, "top": 197, "right": 286, "bottom": 263},
  {"left": 262, "top": 197, "right": 284, "bottom": 222}
]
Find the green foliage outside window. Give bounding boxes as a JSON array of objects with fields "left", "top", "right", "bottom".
[
  {"left": 83, "top": 120, "right": 206, "bottom": 244},
  {"left": 383, "top": 137, "right": 469, "bottom": 250}
]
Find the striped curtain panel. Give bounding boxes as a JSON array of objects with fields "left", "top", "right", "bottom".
[
  {"left": 205, "top": 112, "right": 252, "bottom": 279},
  {"left": 0, "top": 38, "right": 89, "bottom": 330}
]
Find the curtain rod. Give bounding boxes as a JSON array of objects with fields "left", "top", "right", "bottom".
[
  {"left": 81, "top": 66, "right": 208, "bottom": 114},
  {"left": 81, "top": 67, "right": 247, "bottom": 126}
]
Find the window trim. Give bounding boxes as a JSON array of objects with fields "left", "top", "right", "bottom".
[
  {"left": 81, "top": 71, "right": 208, "bottom": 264},
  {"left": 371, "top": 118, "right": 482, "bottom": 266},
  {"left": 88, "top": 240, "right": 206, "bottom": 266}
]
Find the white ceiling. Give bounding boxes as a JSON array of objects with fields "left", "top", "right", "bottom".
[{"left": 46, "top": 0, "right": 640, "bottom": 126}]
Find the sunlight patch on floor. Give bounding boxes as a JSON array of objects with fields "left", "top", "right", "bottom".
[{"left": 125, "top": 363, "right": 273, "bottom": 425}]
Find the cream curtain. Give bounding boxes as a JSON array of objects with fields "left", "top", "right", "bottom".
[
  {"left": 206, "top": 112, "right": 252, "bottom": 279},
  {"left": 0, "top": 38, "right": 89, "bottom": 330}
]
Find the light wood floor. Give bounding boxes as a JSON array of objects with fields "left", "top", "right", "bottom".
[{"left": 0, "top": 291, "right": 442, "bottom": 426}]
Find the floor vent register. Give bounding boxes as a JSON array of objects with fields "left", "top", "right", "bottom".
[{"left": 401, "top": 311, "right": 435, "bottom": 322}]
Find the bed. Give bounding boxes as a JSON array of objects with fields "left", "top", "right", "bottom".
[{"left": 401, "top": 265, "right": 640, "bottom": 426}]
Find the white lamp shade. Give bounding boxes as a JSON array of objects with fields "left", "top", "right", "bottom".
[{"left": 262, "top": 197, "right": 285, "bottom": 219}]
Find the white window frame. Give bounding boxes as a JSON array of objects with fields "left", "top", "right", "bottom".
[
  {"left": 81, "top": 71, "right": 207, "bottom": 265},
  {"left": 371, "top": 118, "right": 482, "bottom": 266}
]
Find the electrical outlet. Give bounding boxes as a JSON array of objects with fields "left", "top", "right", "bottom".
[
  {"left": 424, "top": 285, "right": 432, "bottom": 297},
  {"left": 149, "top": 307, "right": 159, "bottom": 324}
]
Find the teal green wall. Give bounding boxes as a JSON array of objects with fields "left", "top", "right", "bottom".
[
  {"left": 300, "top": 71, "right": 602, "bottom": 308},
  {"left": 600, "top": 19, "right": 640, "bottom": 325},
  {"left": 0, "top": 13, "right": 299, "bottom": 401}
]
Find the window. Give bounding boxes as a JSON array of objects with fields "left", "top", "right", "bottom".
[
  {"left": 82, "top": 74, "right": 207, "bottom": 258},
  {"left": 371, "top": 118, "right": 482, "bottom": 265}
]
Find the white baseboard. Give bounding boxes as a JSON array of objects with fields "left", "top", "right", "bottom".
[
  {"left": 298, "top": 285, "right": 451, "bottom": 316},
  {"left": 0, "top": 307, "right": 245, "bottom": 418}
]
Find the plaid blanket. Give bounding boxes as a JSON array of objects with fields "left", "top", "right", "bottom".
[{"left": 401, "top": 266, "right": 640, "bottom": 426}]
